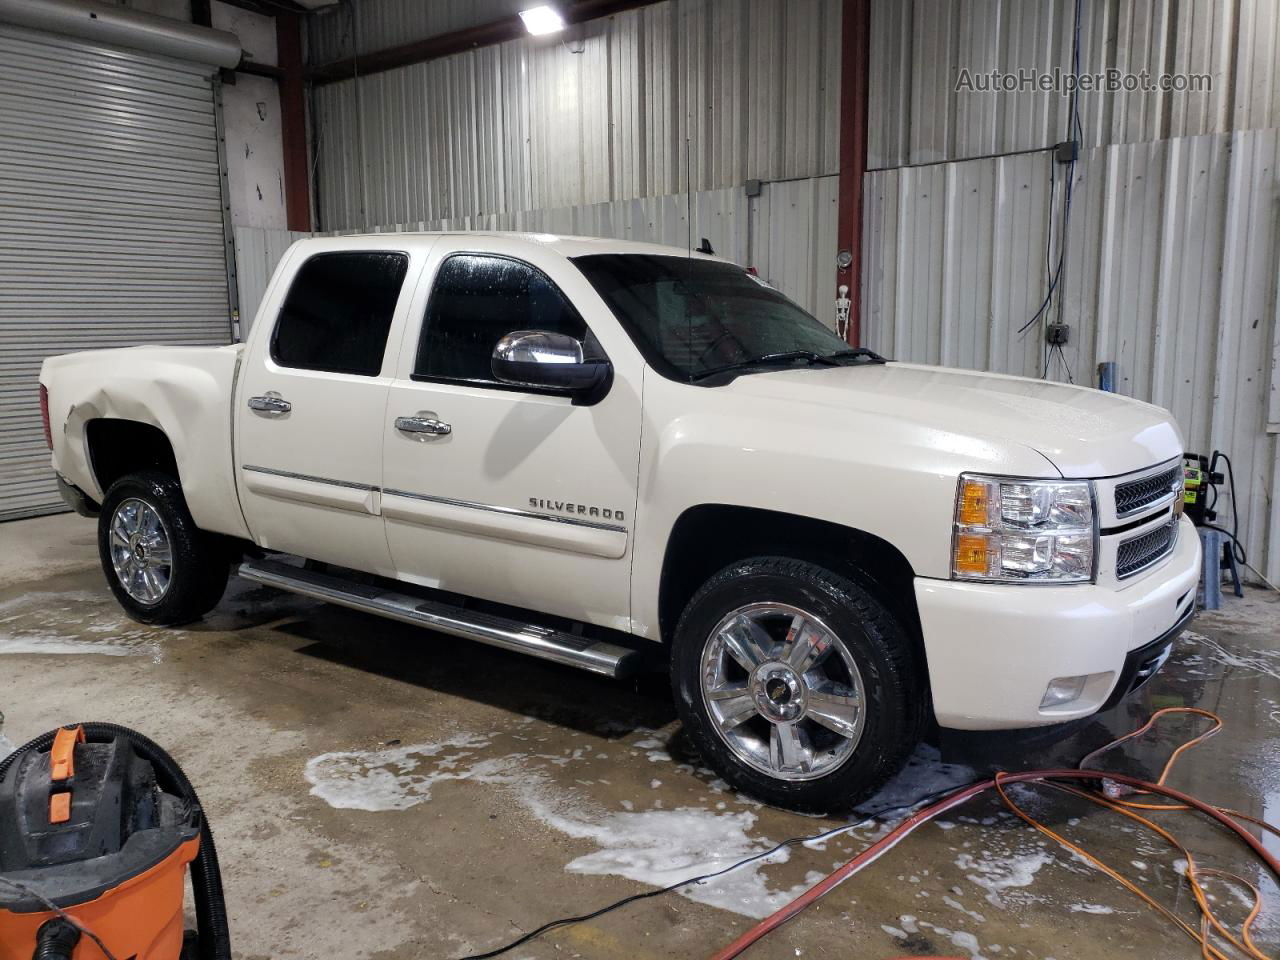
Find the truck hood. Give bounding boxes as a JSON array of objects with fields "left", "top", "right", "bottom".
[{"left": 726, "top": 361, "right": 1182, "bottom": 477}]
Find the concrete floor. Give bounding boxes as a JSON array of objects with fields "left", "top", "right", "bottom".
[{"left": 1, "top": 511, "right": 1277, "bottom": 960}]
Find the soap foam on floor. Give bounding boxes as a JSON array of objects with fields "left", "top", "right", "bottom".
[
  {"left": 305, "top": 731, "right": 852, "bottom": 918},
  {"left": 955, "top": 850, "right": 1053, "bottom": 907},
  {"left": 303, "top": 734, "right": 494, "bottom": 811},
  {"left": 0, "top": 591, "right": 159, "bottom": 657},
  {"left": 527, "top": 797, "right": 829, "bottom": 919}
]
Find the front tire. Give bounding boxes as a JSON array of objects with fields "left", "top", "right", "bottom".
[
  {"left": 98, "top": 472, "right": 229, "bottom": 625},
  {"left": 671, "top": 557, "right": 925, "bottom": 813}
]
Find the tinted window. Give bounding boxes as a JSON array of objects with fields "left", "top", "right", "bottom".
[
  {"left": 415, "top": 254, "right": 596, "bottom": 384},
  {"left": 573, "top": 255, "right": 848, "bottom": 381},
  {"left": 272, "top": 252, "right": 408, "bottom": 376}
]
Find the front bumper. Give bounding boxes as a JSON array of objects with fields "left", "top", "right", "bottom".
[{"left": 915, "top": 515, "right": 1200, "bottom": 730}]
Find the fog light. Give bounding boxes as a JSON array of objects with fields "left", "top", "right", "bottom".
[{"left": 1040, "top": 675, "right": 1088, "bottom": 708}]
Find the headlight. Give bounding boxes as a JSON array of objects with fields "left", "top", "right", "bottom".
[{"left": 952, "top": 474, "right": 1095, "bottom": 583}]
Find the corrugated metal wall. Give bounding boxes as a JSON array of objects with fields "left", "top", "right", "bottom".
[
  {"left": 868, "top": 0, "right": 1280, "bottom": 169},
  {"left": 234, "top": 174, "right": 839, "bottom": 329},
  {"left": 863, "top": 151, "right": 1056, "bottom": 375},
  {"left": 286, "top": 0, "right": 843, "bottom": 338},
  {"left": 1067, "top": 129, "right": 1280, "bottom": 576},
  {"left": 1, "top": 24, "right": 232, "bottom": 521},
  {"left": 864, "top": 0, "right": 1280, "bottom": 579},
  {"left": 308, "top": 0, "right": 841, "bottom": 231},
  {"left": 233, "top": 226, "right": 309, "bottom": 335}
]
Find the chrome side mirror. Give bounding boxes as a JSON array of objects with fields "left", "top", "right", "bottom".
[{"left": 491, "top": 330, "right": 611, "bottom": 395}]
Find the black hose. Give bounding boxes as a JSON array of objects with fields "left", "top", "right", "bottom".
[
  {"left": 0, "top": 724, "right": 231, "bottom": 960},
  {"left": 33, "top": 919, "right": 80, "bottom": 960},
  {"left": 1209, "top": 450, "right": 1247, "bottom": 565}
]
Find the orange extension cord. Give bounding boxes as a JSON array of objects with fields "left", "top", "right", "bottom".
[{"left": 709, "top": 708, "right": 1279, "bottom": 960}]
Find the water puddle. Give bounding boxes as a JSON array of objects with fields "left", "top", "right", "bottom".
[
  {"left": 856, "top": 743, "right": 977, "bottom": 816},
  {"left": 0, "top": 591, "right": 160, "bottom": 658},
  {"left": 1183, "top": 629, "right": 1280, "bottom": 682}
]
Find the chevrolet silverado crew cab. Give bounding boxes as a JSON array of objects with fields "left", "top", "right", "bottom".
[{"left": 39, "top": 233, "right": 1200, "bottom": 811}]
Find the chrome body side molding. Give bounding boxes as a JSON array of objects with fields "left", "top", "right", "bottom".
[
  {"left": 383, "top": 488, "right": 627, "bottom": 533},
  {"left": 381, "top": 489, "right": 628, "bottom": 559},
  {"left": 239, "top": 464, "right": 380, "bottom": 514}
]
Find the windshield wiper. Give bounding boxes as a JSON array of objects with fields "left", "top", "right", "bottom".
[
  {"left": 828, "top": 347, "right": 887, "bottom": 363},
  {"left": 689, "top": 350, "right": 839, "bottom": 381},
  {"left": 690, "top": 348, "right": 885, "bottom": 382}
]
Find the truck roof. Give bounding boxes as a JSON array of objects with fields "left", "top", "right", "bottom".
[{"left": 291, "top": 231, "right": 732, "bottom": 263}]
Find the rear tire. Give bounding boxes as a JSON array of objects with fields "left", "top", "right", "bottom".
[
  {"left": 671, "top": 556, "right": 925, "bottom": 813},
  {"left": 98, "top": 472, "right": 229, "bottom": 626}
]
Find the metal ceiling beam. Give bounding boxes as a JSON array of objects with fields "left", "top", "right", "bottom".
[
  {"left": 836, "top": 0, "right": 870, "bottom": 347},
  {"left": 236, "top": 60, "right": 285, "bottom": 79},
  {"left": 308, "top": 0, "right": 665, "bottom": 85},
  {"left": 276, "top": 10, "right": 311, "bottom": 231},
  {"left": 225, "top": 9, "right": 311, "bottom": 232}
]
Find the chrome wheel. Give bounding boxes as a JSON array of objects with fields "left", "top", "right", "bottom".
[
  {"left": 108, "top": 497, "right": 173, "bottom": 606},
  {"left": 699, "top": 602, "right": 866, "bottom": 782}
]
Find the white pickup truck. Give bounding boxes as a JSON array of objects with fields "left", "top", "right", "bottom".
[{"left": 39, "top": 232, "right": 1200, "bottom": 811}]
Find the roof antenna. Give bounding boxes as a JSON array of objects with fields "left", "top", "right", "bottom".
[{"left": 696, "top": 238, "right": 714, "bottom": 255}]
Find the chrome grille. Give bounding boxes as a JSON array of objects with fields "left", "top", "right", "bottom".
[
  {"left": 1117, "top": 520, "right": 1179, "bottom": 579},
  {"left": 1114, "top": 466, "right": 1181, "bottom": 517}
]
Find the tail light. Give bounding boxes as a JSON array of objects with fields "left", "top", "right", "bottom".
[{"left": 39, "top": 384, "right": 52, "bottom": 449}]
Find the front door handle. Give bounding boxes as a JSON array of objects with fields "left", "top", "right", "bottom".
[
  {"left": 395, "top": 416, "right": 451, "bottom": 437},
  {"left": 247, "top": 392, "right": 291, "bottom": 415}
]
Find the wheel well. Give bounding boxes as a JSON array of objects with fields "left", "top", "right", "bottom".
[
  {"left": 658, "top": 505, "right": 923, "bottom": 649},
  {"left": 86, "top": 419, "right": 179, "bottom": 494}
]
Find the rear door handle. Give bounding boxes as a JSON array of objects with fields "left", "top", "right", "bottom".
[
  {"left": 395, "top": 416, "right": 451, "bottom": 437},
  {"left": 247, "top": 392, "right": 291, "bottom": 415}
]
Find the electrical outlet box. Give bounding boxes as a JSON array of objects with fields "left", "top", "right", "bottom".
[{"left": 1046, "top": 322, "right": 1070, "bottom": 345}]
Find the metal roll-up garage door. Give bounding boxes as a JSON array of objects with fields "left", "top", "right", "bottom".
[{"left": 0, "top": 23, "right": 233, "bottom": 521}]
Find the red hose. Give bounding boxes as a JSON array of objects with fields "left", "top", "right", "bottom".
[{"left": 708, "top": 769, "right": 1280, "bottom": 960}]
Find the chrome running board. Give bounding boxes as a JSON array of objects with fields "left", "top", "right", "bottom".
[{"left": 236, "top": 558, "right": 641, "bottom": 679}]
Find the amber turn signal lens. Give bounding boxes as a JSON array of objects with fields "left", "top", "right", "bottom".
[
  {"left": 957, "top": 479, "right": 991, "bottom": 527},
  {"left": 953, "top": 533, "right": 991, "bottom": 576}
]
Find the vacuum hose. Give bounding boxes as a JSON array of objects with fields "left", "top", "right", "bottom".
[
  {"left": 0, "top": 723, "right": 232, "bottom": 960},
  {"left": 32, "top": 919, "right": 80, "bottom": 960}
]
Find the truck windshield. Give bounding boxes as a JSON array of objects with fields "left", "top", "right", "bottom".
[{"left": 572, "top": 254, "right": 865, "bottom": 382}]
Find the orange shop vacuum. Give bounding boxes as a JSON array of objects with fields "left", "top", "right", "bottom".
[{"left": 0, "top": 723, "right": 231, "bottom": 960}]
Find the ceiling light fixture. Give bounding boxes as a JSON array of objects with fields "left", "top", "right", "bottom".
[{"left": 519, "top": 5, "right": 566, "bottom": 36}]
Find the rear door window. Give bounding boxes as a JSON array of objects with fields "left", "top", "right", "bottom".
[{"left": 272, "top": 251, "right": 409, "bottom": 376}]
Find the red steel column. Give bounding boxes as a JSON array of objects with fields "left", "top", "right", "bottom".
[
  {"left": 276, "top": 12, "right": 311, "bottom": 232},
  {"left": 836, "top": 0, "right": 870, "bottom": 346}
]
